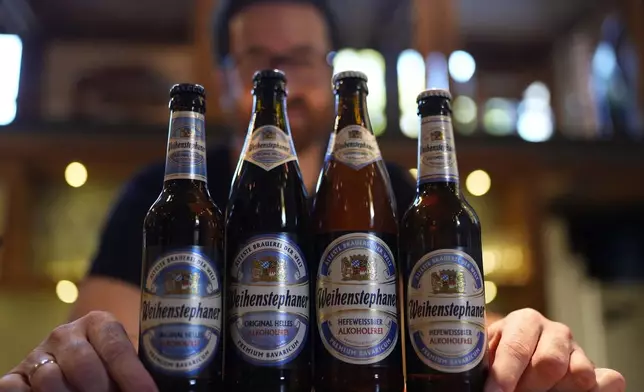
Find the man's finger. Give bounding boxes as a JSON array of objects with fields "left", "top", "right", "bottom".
[
  {"left": 47, "top": 336, "right": 112, "bottom": 392},
  {"left": 515, "top": 322, "right": 572, "bottom": 391},
  {"left": 551, "top": 344, "right": 596, "bottom": 392},
  {"left": 0, "top": 373, "right": 31, "bottom": 392},
  {"left": 484, "top": 309, "right": 542, "bottom": 392},
  {"left": 86, "top": 313, "right": 158, "bottom": 392},
  {"left": 591, "top": 368, "right": 626, "bottom": 392},
  {"left": 30, "top": 358, "right": 74, "bottom": 392}
]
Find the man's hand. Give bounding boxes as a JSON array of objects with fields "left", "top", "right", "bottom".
[
  {"left": 0, "top": 311, "right": 157, "bottom": 392},
  {"left": 486, "top": 308, "right": 625, "bottom": 392}
]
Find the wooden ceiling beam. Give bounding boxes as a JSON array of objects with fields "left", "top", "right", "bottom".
[
  {"left": 411, "top": 0, "right": 460, "bottom": 56},
  {"left": 192, "top": 0, "right": 221, "bottom": 122},
  {"left": 618, "top": 0, "right": 644, "bottom": 116}
]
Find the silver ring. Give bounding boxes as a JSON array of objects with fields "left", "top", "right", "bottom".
[{"left": 28, "top": 356, "right": 57, "bottom": 383}]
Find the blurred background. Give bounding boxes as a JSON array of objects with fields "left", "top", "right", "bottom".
[{"left": 1, "top": 0, "right": 644, "bottom": 386}]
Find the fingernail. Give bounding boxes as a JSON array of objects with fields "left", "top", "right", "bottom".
[{"left": 484, "top": 380, "right": 503, "bottom": 392}]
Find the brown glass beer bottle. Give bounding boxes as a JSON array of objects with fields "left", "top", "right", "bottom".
[
  {"left": 225, "top": 69, "right": 312, "bottom": 392},
  {"left": 139, "top": 84, "right": 225, "bottom": 392},
  {"left": 401, "top": 88, "right": 489, "bottom": 392},
  {"left": 312, "top": 71, "right": 404, "bottom": 392}
]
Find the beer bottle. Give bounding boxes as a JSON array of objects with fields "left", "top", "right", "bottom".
[
  {"left": 401, "top": 88, "right": 489, "bottom": 392},
  {"left": 225, "top": 69, "right": 312, "bottom": 392},
  {"left": 312, "top": 71, "right": 404, "bottom": 392},
  {"left": 139, "top": 84, "right": 225, "bottom": 391}
]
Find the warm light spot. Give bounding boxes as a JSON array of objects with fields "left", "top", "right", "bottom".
[
  {"left": 408, "top": 168, "right": 418, "bottom": 180},
  {"left": 56, "top": 280, "right": 79, "bottom": 304},
  {"left": 465, "top": 170, "right": 491, "bottom": 196},
  {"left": 482, "top": 249, "right": 498, "bottom": 275},
  {"left": 65, "top": 162, "right": 88, "bottom": 188},
  {"left": 502, "top": 247, "right": 525, "bottom": 271},
  {"left": 485, "top": 281, "right": 498, "bottom": 304}
]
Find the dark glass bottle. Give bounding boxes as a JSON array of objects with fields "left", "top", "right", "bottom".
[
  {"left": 401, "top": 88, "right": 489, "bottom": 392},
  {"left": 225, "top": 69, "right": 312, "bottom": 392},
  {"left": 311, "top": 71, "right": 404, "bottom": 392},
  {"left": 139, "top": 83, "right": 225, "bottom": 392}
]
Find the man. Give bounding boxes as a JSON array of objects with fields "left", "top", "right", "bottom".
[{"left": 0, "top": 1, "right": 626, "bottom": 391}]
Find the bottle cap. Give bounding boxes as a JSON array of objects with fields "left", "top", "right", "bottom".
[
  {"left": 416, "top": 88, "right": 452, "bottom": 102},
  {"left": 170, "top": 83, "right": 206, "bottom": 98},
  {"left": 332, "top": 70, "right": 368, "bottom": 85},
  {"left": 253, "top": 69, "right": 287, "bottom": 83}
]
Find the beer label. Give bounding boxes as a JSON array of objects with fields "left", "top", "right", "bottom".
[
  {"left": 228, "top": 234, "right": 309, "bottom": 366},
  {"left": 418, "top": 116, "right": 459, "bottom": 184},
  {"left": 317, "top": 233, "right": 399, "bottom": 365},
  {"left": 407, "top": 249, "right": 487, "bottom": 373},
  {"left": 332, "top": 125, "right": 382, "bottom": 170},
  {"left": 140, "top": 247, "right": 223, "bottom": 375},
  {"left": 243, "top": 125, "right": 298, "bottom": 171},
  {"left": 164, "top": 111, "right": 208, "bottom": 182}
]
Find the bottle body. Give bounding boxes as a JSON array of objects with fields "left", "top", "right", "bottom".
[
  {"left": 139, "top": 85, "right": 225, "bottom": 392},
  {"left": 225, "top": 70, "right": 312, "bottom": 392},
  {"left": 401, "top": 90, "right": 488, "bottom": 392},
  {"left": 312, "top": 71, "right": 404, "bottom": 392}
]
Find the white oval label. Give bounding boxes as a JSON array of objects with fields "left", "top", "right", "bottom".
[
  {"left": 407, "top": 249, "right": 487, "bottom": 373},
  {"left": 317, "top": 233, "right": 399, "bottom": 365},
  {"left": 140, "top": 248, "right": 223, "bottom": 375},
  {"left": 228, "top": 234, "right": 310, "bottom": 366}
]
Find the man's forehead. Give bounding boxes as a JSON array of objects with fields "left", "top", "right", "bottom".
[{"left": 229, "top": 3, "right": 330, "bottom": 55}]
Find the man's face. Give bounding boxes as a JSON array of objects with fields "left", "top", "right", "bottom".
[{"left": 222, "top": 3, "right": 334, "bottom": 152}]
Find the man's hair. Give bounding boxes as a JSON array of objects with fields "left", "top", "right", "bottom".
[{"left": 212, "top": 0, "right": 340, "bottom": 65}]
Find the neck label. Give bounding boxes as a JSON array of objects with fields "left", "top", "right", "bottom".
[
  {"left": 332, "top": 125, "right": 382, "bottom": 170},
  {"left": 243, "top": 125, "right": 298, "bottom": 171},
  {"left": 164, "top": 111, "right": 208, "bottom": 182},
  {"left": 407, "top": 249, "right": 487, "bottom": 373},
  {"left": 418, "top": 116, "right": 459, "bottom": 184}
]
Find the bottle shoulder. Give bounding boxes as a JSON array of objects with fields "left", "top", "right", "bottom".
[
  {"left": 146, "top": 190, "right": 223, "bottom": 224},
  {"left": 226, "top": 162, "right": 309, "bottom": 233},
  {"left": 312, "top": 160, "right": 397, "bottom": 232},
  {"left": 402, "top": 191, "right": 480, "bottom": 230}
]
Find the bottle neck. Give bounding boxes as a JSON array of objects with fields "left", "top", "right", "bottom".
[
  {"left": 334, "top": 90, "right": 372, "bottom": 132},
  {"left": 238, "top": 87, "right": 299, "bottom": 173},
  {"left": 249, "top": 89, "right": 289, "bottom": 132},
  {"left": 163, "top": 108, "right": 208, "bottom": 188},
  {"left": 416, "top": 114, "right": 460, "bottom": 195}
]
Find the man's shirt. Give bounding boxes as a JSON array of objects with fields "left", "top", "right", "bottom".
[{"left": 88, "top": 144, "right": 417, "bottom": 286}]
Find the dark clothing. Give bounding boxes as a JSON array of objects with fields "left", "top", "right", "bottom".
[{"left": 88, "top": 144, "right": 416, "bottom": 286}]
